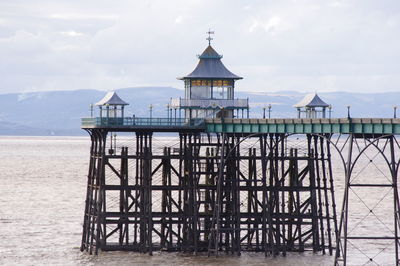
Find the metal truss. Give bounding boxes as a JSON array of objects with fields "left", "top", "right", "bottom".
[
  {"left": 80, "top": 130, "right": 339, "bottom": 257},
  {"left": 334, "top": 134, "right": 400, "bottom": 265}
]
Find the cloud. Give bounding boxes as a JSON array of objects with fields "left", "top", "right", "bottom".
[
  {"left": 248, "top": 20, "right": 259, "bottom": 33},
  {"left": 175, "top": 15, "right": 184, "bottom": 24},
  {"left": 263, "top": 16, "right": 282, "bottom": 34},
  {"left": 49, "top": 13, "right": 117, "bottom": 20},
  {"left": 60, "top": 31, "right": 85, "bottom": 37},
  {"left": 0, "top": 0, "right": 399, "bottom": 94}
]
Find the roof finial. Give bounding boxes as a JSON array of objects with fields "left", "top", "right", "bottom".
[{"left": 206, "top": 29, "right": 214, "bottom": 46}]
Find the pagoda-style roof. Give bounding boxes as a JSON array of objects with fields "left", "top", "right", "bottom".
[
  {"left": 198, "top": 45, "right": 223, "bottom": 59},
  {"left": 179, "top": 45, "right": 242, "bottom": 80},
  {"left": 95, "top": 91, "right": 129, "bottom": 106},
  {"left": 293, "top": 93, "right": 329, "bottom": 108}
]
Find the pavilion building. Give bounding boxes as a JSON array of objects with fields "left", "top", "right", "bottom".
[
  {"left": 95, "top": 91, "right": 129, "bottom": 120},
  {"left": 294, "top": 93, "right": 330, "bottom": 119},
  {"left": 170, "top": 39, "right": 249, "bottom": 119}
]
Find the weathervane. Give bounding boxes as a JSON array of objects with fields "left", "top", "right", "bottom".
[{"left": 206, "top": 29, "right": 214, "bottom": 45}]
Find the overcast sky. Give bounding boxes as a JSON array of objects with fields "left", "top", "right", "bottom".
[{"left": 0, "top": 0, "right": 399, "bottom": 94}]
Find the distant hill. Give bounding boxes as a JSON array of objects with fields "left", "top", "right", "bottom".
[{"left": 0, "top": 87, "right": 399, "bottom": 135}]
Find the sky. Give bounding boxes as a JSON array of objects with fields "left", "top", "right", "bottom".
[{"left": 0, "top": 0, "right": 399, "bottom": 94}]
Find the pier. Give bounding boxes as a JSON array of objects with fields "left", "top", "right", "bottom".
[{"left": 79, "top": 36, "right": 400, "bottom": 265}]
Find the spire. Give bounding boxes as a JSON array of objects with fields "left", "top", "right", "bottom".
[
  {"left": 206, "top": 29, "right": 214, "bottom": 46},
  {"left": 198, "top": 45, "right": 223, "bottom": 59}
]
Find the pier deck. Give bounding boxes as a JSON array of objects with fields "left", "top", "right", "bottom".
[{"left": 82, "top": 117, "right": 400, "bottom": 135}]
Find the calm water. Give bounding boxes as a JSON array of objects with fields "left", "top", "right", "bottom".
[{"left": 0, "top": 136, "right": 397, "bottom": 265}]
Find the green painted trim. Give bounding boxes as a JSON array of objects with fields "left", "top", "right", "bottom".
[
  {"left": 204, "top": 118, "right": 400, "bottom": 135},
  {"left": 178, "top": 106, "right": 249, "bottom": 110},
  {"left": 82, "top": 117, "right": 400, "bottom": 135}
]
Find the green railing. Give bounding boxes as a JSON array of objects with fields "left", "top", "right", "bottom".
[{"left": 81, "top": 117, "right": 205, "bottom": 128}]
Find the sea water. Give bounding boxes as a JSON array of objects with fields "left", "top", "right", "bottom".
[{"left": 0, "top": 136, "right": 396, "bottom": 265}]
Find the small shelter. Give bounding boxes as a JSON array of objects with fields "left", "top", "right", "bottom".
[
  {"left": 95, "top": 91, "right": 129, "bottom": 119},
  {"left": 294, "top": 93, "right": 330, "bottom": 118}
]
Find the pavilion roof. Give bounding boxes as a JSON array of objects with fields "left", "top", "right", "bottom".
[
  {"left": 179, "top": 45, "right": 242, "bottom": 80},
  {"left": 293, "top": 93, "right": 329, "bottom": 108},
  {"left": 95, "top": 91, "right": 129, "bottom": 106}
]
